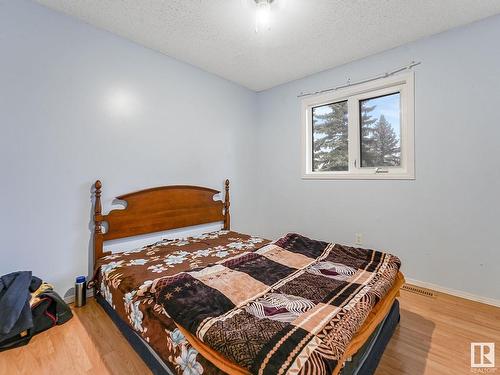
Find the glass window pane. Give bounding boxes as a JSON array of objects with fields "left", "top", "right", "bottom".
[
  {"left": 360, "top": 93, "right": 401, "bottom": 167},
  {"left": 312, "top": 101, "right": 348, "bottom": 171}
]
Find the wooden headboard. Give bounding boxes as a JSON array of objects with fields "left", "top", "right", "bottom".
[{"left": 92, "top": 179, "right": 230, "bottom": 266}]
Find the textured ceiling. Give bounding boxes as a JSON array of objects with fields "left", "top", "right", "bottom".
[{"left": 36, "top": 0, "right": 500, "bottom": 91}]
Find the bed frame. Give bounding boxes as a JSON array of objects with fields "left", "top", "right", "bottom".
[
  {"left": 91, "top": 179, "right": 399, "bottom": 375},
  {"left": 92, "top": 179, "right": 230, "bottom": 267}
]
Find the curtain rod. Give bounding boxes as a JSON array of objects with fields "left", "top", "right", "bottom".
[{"left": 297, "top": 61, "right": 421, "bottom": 98}]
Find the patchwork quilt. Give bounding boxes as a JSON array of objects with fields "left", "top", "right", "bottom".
[{"left": 156, "top": 233, "right": 401, "bottom": 375}]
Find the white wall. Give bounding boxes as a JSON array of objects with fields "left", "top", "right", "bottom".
[
  {"left": 253, "top": 15, "right": 500, "bottom": 301},
  {"left": 0, "top": 0, "right": 258, "bottom": 296}
]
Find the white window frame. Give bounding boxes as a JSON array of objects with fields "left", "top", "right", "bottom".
[{"left": 301, "top": 72, "right": 415, "bottom": 180}]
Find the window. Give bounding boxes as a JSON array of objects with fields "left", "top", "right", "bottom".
[
  {"left": 312, "top": 101, "right": 348, "bottom": 172},
  {"left": 302, "top": 73, "right": 414, "bottom": 179}
]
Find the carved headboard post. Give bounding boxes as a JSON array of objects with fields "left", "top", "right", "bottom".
[
  {"left": 223, "top": 179, "right": 230, "bottom": 230},
  {"left": 93, "top": 180, "right": 107, "bottom": 267}
]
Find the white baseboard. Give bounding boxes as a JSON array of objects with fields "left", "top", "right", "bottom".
[
  {"left": 64, "top": 289, "right": 94, "bottom": 305},
  {"left": 405, "top": 278, "right": 500, "bottom": 308}
]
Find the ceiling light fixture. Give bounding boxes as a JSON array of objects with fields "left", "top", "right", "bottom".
[{"left": 255, "top": 0, "right": 273, "bottom": 33}]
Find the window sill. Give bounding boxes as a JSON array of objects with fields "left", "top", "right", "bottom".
[{"left": 301, "top": 172, "right": 415, "bottom": 180}]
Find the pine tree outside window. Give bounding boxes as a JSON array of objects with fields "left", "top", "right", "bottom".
[
  {"left": 302, "top": 73, "right": 414, "bottom": 179},
  {"left": 312, "top": 101, "right": 348, "bottom": 172}
]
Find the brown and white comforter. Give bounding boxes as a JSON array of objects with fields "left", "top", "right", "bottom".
[{"left": 95, "top": 231, "right": 401, "bottom": 375}]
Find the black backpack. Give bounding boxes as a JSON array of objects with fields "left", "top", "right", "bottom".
[{"left": 0, "top": 290, "right": 73, "bottom": 351}]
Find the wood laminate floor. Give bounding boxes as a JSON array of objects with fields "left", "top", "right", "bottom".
[{"left": 0, "top": 287, "right": 499, "bottom": 375}]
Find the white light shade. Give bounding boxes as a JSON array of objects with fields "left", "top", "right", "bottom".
[{"left": 255, "top": 1, "right": 271, "bottom": 33}]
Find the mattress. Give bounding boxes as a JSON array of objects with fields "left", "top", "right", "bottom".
[
  {"left": 340, "top": 299, "right": 400, "bottom": 375},
  {"left": 95, "top": 295, "right": 400, "bottom": 375},
  {"left": 95, "top": 230, "right": 402, "bottom": 375}
]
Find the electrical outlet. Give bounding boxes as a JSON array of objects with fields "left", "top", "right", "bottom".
[{"left": 355, "top": 233, "right": 363, "bottom": 245}]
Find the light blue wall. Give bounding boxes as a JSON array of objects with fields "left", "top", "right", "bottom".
[
  {"left": 1, "top": 0, "right": 499, "bottom": 301},
  {"left": 253, "top": 15, "right": 500, "bottom": 300},
  {"left": 0, "top": 0, "right": 258, "bottom": 295}
]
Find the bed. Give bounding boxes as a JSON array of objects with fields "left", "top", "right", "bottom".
[{"left": 91, "top": 179, "right": 404, "bottom": 375}]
